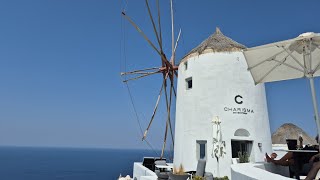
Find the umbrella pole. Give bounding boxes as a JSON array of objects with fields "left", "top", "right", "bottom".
[{"left": 308, "top": 77, "right": 320, "bottom": 141}]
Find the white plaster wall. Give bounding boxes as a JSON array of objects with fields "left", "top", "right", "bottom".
[
  {"left": 231, "top": 163, "right": 291, "bottom": 180},
  {"left": 174, "top": 52, "right": 272, "bottom": 178},
  {"left": 133, "top": 163, "right": 157, "bottom": 180}
]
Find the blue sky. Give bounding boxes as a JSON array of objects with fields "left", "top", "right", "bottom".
[{"left": 0, "top": 0, "right": 319, "bottom": 150}]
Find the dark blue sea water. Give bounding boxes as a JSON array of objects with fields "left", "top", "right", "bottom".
[{"left": 0, "top": 146, "right": 168, "bottom": 180}]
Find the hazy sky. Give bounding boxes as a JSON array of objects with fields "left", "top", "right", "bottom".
[{"left": 0, "top": 0, "right": 320, "bottom": 150}]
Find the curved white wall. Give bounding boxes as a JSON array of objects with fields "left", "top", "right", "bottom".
[{"left": 173, "top": 52, "right": 272, "bottom": 178}]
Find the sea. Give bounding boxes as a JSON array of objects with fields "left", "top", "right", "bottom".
[{"left": 0, "top": 146, "right": 170, "bottom": 180}]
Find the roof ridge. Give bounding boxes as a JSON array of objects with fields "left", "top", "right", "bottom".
[
  {"left": 182, "top": 27, "right": 246, "bottom": 60},
  {"left": 214, "top": 27, "right": 222, "bottom": 35}
]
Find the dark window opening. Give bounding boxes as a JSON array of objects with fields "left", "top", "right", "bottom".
[
  {"left": 197, "top": 140, "right": 207, "bottom": 160},
  {"left": 231, "top": 140, "right": 252, "bottom": 158},
  {"left": 186, "top": 78, "right": 192, "bottom": 90},
  {"left": 200, "top": 143, "right": 205, "bottom": 159}
]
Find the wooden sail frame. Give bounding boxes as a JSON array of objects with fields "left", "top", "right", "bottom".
[{"left": 121, "top": 0, "right": 180, "bottom": 159}]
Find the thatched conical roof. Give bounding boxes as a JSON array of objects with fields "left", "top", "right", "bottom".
[
  {"left": 183, "top": 27, "right": 246, "bottom": 60},
  {"left": 272, "top": 123, "right": 316, "bottom": 145}
]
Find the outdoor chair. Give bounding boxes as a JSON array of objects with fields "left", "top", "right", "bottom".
[
  {"left": 288, "top": 145, "right": 318, "bottom": 179},
  {"left": 291, "top": 161, "right": 320, "bottom": 179},
  {"left": 167, "top": 171, "right": 191, "bottom": 180},
  {"left": 142, "top": 157, "right": 155, "bottom": 171},
  {"left": 155, "top": 159, "right": 170, "bottom": 180},
  {"left": 155, "top": 159, "right": 168, "bottom": 172},
  {"left": 156, "top": 171, "right": 170, "bottom": 180},
  {"left": 289, "top": 162, "right": 313, "bottom": 180},
  {"left": 186, "top": 159, "right": 214, "bottom": 180},
  {"left": 286, "top": 139, "right": 298, "bottom": 150},
  {"left": 155, "top": 157, "right": 166, "bottom": 162}
]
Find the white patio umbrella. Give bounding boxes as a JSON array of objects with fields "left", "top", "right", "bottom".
[
  {"left": 212, "top": 116, "right": 226, "bottom": 177},
  {"left": 244, "top": 32, "right": 320, "bottom": 140}
]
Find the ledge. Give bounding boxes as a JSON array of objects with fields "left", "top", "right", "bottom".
[{"left": 231, "top": 162, "right": 292, "bottom": 180}]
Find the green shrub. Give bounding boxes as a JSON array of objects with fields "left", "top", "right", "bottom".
[
  {"left": 193, "top": 175, "right": 204, "bottom": 180},
  {"left": 238, "top": 151, "right": 249, "bottom": 163},
  {"left": 214, "top": 176, "right": 229, "bottom": 180}
]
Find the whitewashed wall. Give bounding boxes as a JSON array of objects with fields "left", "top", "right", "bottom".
[
  {"left": 133, "top": 163, "right": 157, "bottom": 180},
  {"left": 231, "top": 163, "right": 291, "bottom": 180},
  {"left": 173, "top": 52, "right": 272, "bottom": 178}
]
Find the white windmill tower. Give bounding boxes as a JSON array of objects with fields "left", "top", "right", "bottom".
[{"left": 173, "top": 28, "right": 272, "bottom": 178}]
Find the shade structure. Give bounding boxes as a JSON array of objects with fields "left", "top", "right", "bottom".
[{"left": 244, "top": 32, "right": 320, "bottom": 140}]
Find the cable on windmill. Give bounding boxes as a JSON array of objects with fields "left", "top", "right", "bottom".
[
  {"left": 121, "top": 0, "right": 180, "bottom": 159},
  {"left": 119, "top": 1, "right": 159, "bottom": 156}
]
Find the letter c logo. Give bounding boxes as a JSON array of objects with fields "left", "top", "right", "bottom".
[{"left": 235, "top": 95, "right": 243, "bottom": 104}]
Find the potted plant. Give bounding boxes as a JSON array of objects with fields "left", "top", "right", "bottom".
[
  {"left": 192, "top": 175, "right": 204, "bottom": 180},
  {"left": 213, "top": 176, "right": 229, "bottom": 180},
  {"left": 238, "top": 151, "right": 249, "bottom": 163},
  {"left": 168, "top": 164, "right": 191, "bottom": 180}
]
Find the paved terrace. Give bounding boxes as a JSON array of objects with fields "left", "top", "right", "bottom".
[{"left": 133, "top": 161, "right": 297, "bottom": 180}]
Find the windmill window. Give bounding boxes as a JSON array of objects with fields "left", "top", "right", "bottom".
[
  {"left": 234, "top": 129, "right": 250, "bottom": 137},
  {"left": 196, "top": 140, "right": 207, "bottom": 160},
  {"left": 184, "top": 61, "right": 188, "bottom": 70},
  {"left": 186, "top": 77, "right": 192, "bottom": 90}
]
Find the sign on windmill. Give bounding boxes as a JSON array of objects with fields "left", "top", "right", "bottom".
[{"left": 120, "top": 0, "right": 181, "bottom": 159}]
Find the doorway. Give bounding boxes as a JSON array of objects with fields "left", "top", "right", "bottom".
[{"left": 231, "top": 140, "right": 252, "bottom": 158}]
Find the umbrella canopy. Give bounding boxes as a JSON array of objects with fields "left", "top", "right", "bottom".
[
  {"left": 244, "top": 32, "right": 320, "bottom": 140},
  {"left": 244, "top": 32, "right": 320, "bottom": 84}
]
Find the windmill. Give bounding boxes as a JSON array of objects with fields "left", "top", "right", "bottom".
[{"left": 121, "top": 0, "right": 181, "bottom": 158}]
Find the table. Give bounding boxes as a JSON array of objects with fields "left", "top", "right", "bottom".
[
  {"left": 155, "top": 164, "right": 173, "bottom": 172},
  {"left": 155, "top": 165, "right": 173, "bottom": 169},
  {"left": 274, "top": 149, "right": 318, "bottom": 153}
]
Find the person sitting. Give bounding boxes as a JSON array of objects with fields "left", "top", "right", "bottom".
[
  {"left": 270, "top": 152, "right": 277, "bottom": 160},
  {"left": 303, "top": 135, "right": 320, "bottom": 180},
  {"left": 304, "top": 155, "right": 320, "bottom": 180},
  {"left": 265, "top": 136, "right": 304, "bottom": 166},
  {"left": 266, "top": 135, "right": 320, "bottom": 180},
  {"left": 266, "top": 136, "right": 319, "bottom": 166}
]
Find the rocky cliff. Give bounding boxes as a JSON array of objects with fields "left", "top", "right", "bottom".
[{"left": 272, "top": 123, "right": 316, "bottom": 145}]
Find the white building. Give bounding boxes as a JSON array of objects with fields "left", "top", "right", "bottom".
[{"left": 173, "top": 28, "right": 272, "bottom": 178}]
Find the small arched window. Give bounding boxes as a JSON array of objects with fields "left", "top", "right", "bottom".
[{"left": 234, "top": 128, "right": 250, "bottom": 137}]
